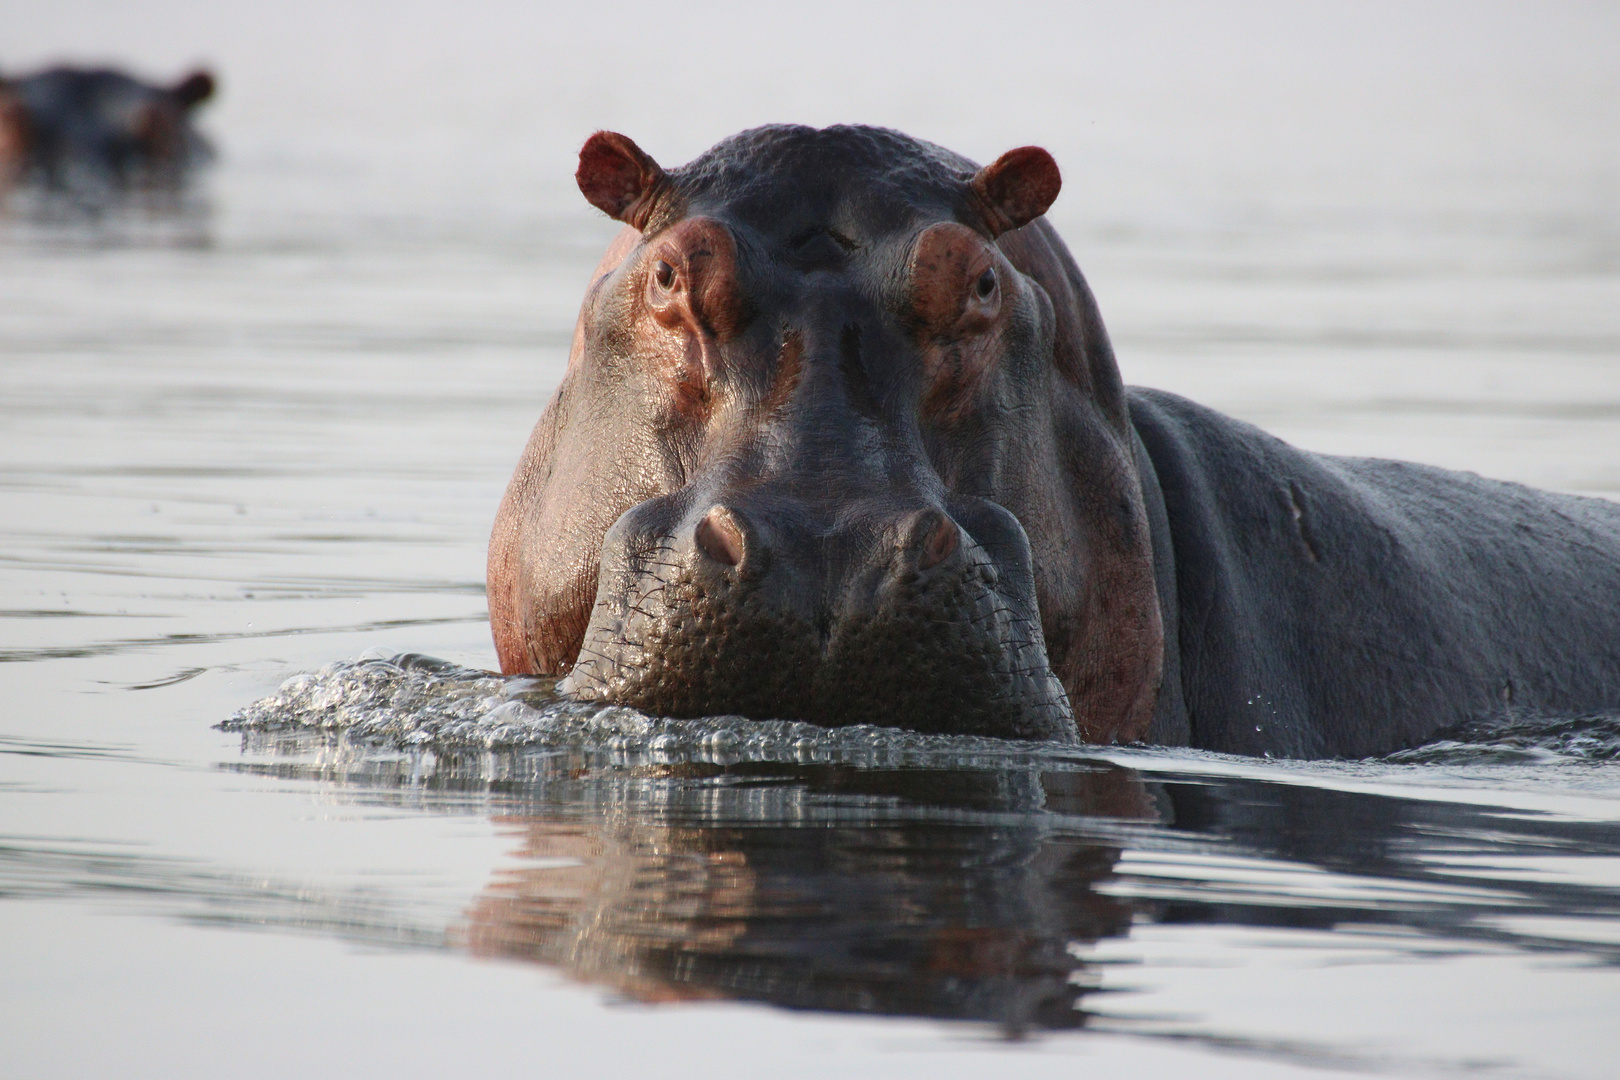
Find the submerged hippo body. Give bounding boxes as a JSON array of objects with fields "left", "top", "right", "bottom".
[
  {"left": 0, "top": 65, "right": 214, "bottom": 195},
  {"left": 1131, "top": 390, "right": 1620, "bottom": 757},
  {"left": 489, "top": 125, "right": 1620, "bottom": 758}
]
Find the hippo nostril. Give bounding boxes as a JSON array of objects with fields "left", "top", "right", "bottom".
[
  {"left": 915, "top": 510, "right": 960, "bottom": 571},
  {"left": 696, "top": 505, "right": 746, "bottom": 567}
]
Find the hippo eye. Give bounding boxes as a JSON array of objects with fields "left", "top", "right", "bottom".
[
  {"left": 974, "top": 267, "right": 997, "bottom": 299},
  {"left": 653, "top": 260, "right": 676, "bottom": 290}
]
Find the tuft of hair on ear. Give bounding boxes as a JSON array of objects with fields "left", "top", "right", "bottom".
[
  {"left": 171, "top": 69, "right": 215, "bottom": 109},
  {"left": 971, "top": 146, "right": 1062, "bottom": 238},
  {"left": 576, "top": 131, "right": 669, "bottom": 231}
]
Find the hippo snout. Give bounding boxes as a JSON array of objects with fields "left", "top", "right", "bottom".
[{"left": 560, "top": 495, "right": 1076, "bottom": 741}]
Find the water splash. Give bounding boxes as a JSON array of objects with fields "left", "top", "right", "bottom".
[
  {"left": 219, "top": 651, "right": 1064, "bottom": 770},
  {"left": 1383, "top": 715, "right": 1620, "bottom": 765},
  {"left": 221, "top": 652, "right": 1620, "bottom": 768}
]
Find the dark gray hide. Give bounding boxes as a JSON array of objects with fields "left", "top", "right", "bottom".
[{"left": 1131, "top": 388, "right": 1620, "bottom": 759}]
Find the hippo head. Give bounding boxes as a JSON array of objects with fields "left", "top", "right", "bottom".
[
  {"left": 490, "top": 126, "right": 1163, "bottom": 743},
  {"left": 6, "top": 66, "right": 215, "bottom": 195}
]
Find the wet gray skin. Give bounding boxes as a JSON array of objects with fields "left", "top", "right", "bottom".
[
  {"left": 477, "top": 123, "right": 1179, "bottom": 744},
  {"left": 489, "top": 127, "right": 1170, "bottom": 745},
  {"left": 549, "top": 184, "right": 1078, "bottom": 739},
  {"left": 495, "top": 125, "right": 1620, "bottom": 758}
]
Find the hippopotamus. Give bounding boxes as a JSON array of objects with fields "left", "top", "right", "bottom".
[
  {"left": 489, "top": 124, "right": 1620, "bottom": 759},
  {"left": 0, "top": 64, "right": 214, "bottom": 195}
]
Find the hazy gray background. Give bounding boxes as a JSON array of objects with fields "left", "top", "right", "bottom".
[
  {"left": 3, "top": 3, "right": 1618, "bottom": 1078},
  {"left": 7, "top": 0, "right": 1617, "bottom": 493}
]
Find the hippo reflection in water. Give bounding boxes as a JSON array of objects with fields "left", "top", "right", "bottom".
[
  {"left": 0, "top": 65, "right": 215, "bottom": 198},
  {"left": 461, "top": 763, "right": 1151, "bottom": 1028},
  {"left": 447, "top": 749, "right": 1620, "bottom": 1027},
  {"left": 488, "top": 125, "right": 1620, "bottom": 759}
]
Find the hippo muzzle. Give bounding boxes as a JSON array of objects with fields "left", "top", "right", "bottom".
[
  {"left": 489, "top": 126, "right": 1166, "bottom": 746},
  {"left": 562, "top": 489, "right": 1073, "bottom": 740}
]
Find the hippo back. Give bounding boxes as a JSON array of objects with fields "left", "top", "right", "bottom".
[{"left": 1131, "top": 388, "right": 1620, "bottom": 758}]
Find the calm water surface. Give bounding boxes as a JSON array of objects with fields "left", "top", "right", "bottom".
[{"left": 3, "top": 3, "right": 1619, "bottom": 1077}]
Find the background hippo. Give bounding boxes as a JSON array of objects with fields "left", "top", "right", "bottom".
[
  {"left": 490, "top": 124, "right": 1620, "bottom": 759},
  {"left": 0, "top": 64, "right": 214, "bottom": 197}
]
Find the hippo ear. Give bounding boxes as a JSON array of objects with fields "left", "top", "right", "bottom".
[
  {"left": 171, "top": 69, "right": 215, "bottom": 109},
  {"left": 970, "top": 146, "right": 1062, "bottom": 237},
  {"left": 576, "top": 131, "right": 670, "bottom": 231}
]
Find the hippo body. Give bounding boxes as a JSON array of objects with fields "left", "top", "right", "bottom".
[
  {"left": 0, "top": 65, "right": 214, "bottom": 196},
  {"left": 490, "top": 124, "right": 1620, "bottom": 759},
  {"left": 1130, "top": 389, "right": 1620, "bottom": 758}
]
